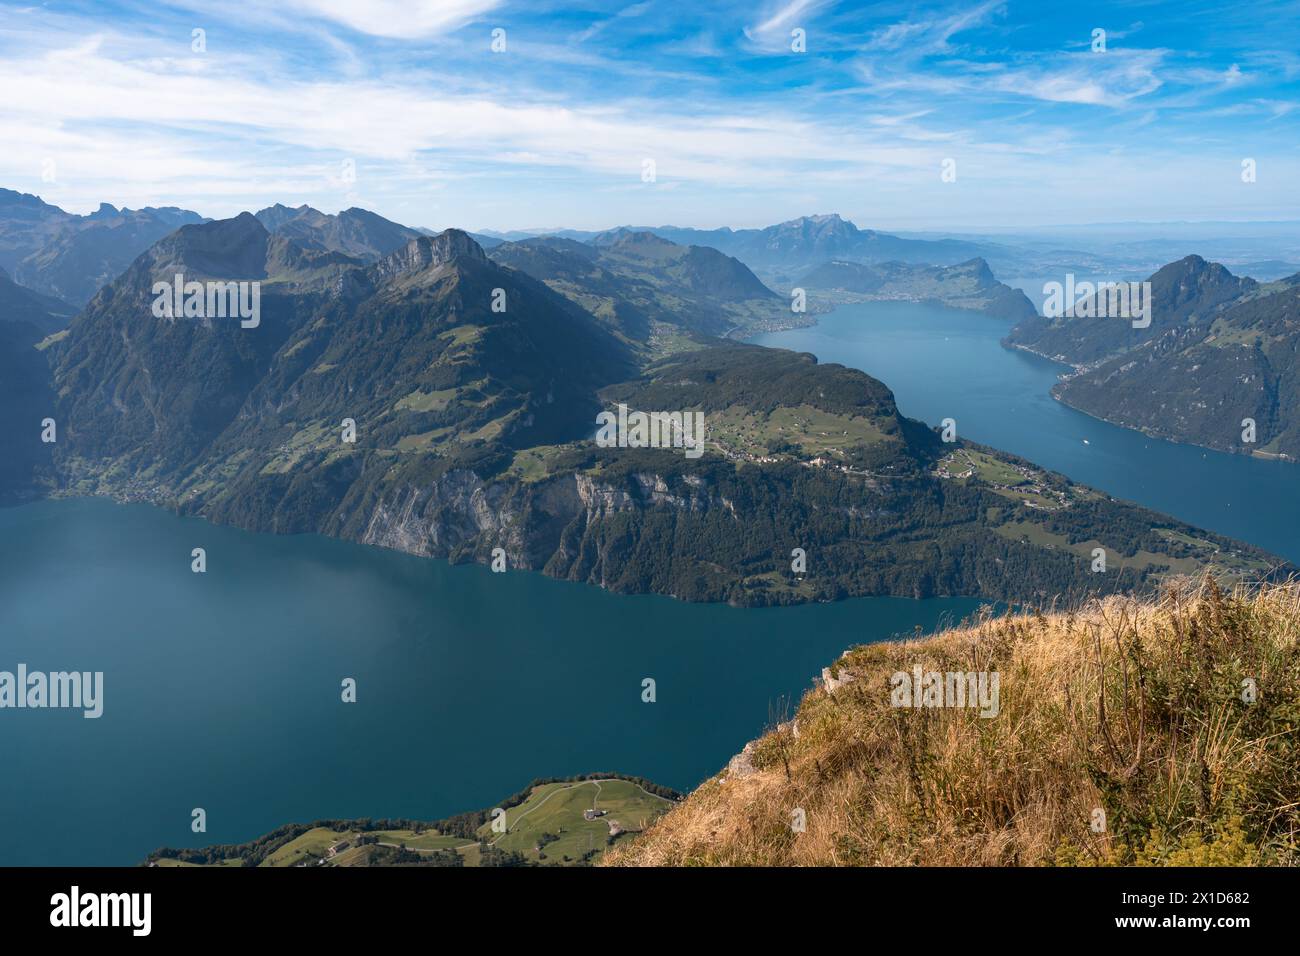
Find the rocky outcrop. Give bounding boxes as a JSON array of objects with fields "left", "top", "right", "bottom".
[{"left": 353, "top": 467, "right": 732, "bottom": 576}]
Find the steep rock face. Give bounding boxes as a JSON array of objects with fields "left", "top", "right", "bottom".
[
  {"left": 350, "top": 468, "right": 729, "bottom": 573},
  {"left": 372, "top": 231, "right": 487, "bottom": 282}
]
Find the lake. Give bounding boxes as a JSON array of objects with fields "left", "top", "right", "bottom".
[
  {"left": 0, "top": 496, "right": 983, "bottom": 865},
  {"left": 756, "top": 302, "right": 1300, "bottom": 564}
]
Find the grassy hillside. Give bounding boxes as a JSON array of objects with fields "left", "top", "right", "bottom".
[
  {"left": 144, "top": 774, "right": 679, "bottom": 868},
  {"left": 606, "top": 577, "right": 1300, "bottom": 866},
  {"left": 473, "top": 778, "right": 676, "bottom": 864}
]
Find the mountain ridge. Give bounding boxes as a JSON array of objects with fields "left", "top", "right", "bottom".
[{"left": 16, "top": 212, "right": 1285, "bottom": 609}]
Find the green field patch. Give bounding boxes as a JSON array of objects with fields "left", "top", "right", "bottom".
[
  {"left": 996, "top": 520, "right": 1201, "bottom": 576},
  {"left": 964, "top": 450, "right": 1030, "bottom": 486},
  {"left": 260, "top": 421, "right": 333, "bottom": 474},
  {"left": 396, "top": 426, "right": 453, "bottom": 451},
  {"left": 707, "top": 403, "right": 890, "bottom": 460},
  {"left": 35, "top": 329, "right": 69, "bottom": 351},
  {"left": 395, "top": 387, "right": 460, "bottom": 413},
  {"left": 461, "top": 414, "right": 512, "bottom": 443},
  {"left": 369, "top": 830, "right": 471, "bottom": 851},
  {"left": 476, "top": 778, "right": 674, "bottom": 865},
  {"left": 330, "top": 845, "right": 373, "bottom": 867},
  {"left": 259, "top": 827, "right": 351, "bottom": 867},
  {"left": 439, "top": 324, "right": 484, "bottom": 347},
  {"left": 507, "top": 444, "right": 570, "bottom": 482},
  {"left": 767, "top": 405, "right": 889, "bottom": 453},
  {"left": 281, "top": 337, "right": 314, "bottom": 359},
  {"left": 154, "top": 857, "right": 244, "bottom": 867}
]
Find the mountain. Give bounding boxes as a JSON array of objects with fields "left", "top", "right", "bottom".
[
  {"left": 0, "top": 265, "right": 76, "bottom": 335},
  {"left": 488, "top": 215, "right": 1009, "bottom": 286},
  {"left": 606, "top": 579, "right": 1300, "bottom": 866},
  {"left": 254, "top": 204, "right": 424, "bottom": 261},
  {"left": 799, "top": 257, "right": 1038, "bottom": 321},
  {"left": 592, "top": 229, "right": 777, "bottom": 301},
  {"left": 639, "top": 214, "right": 1007, "bottom": 283},
  {"left": 0, "top": 267, "right": 61, "bottom": 500},
  {"left": 40, "top": 213, "right": 1284, "bottom": 608},
  {"left": 1004, "top": 255, "right": 1261, "bottom": 366},
  {"left": 489, "top": 230, "right": 789, "bottom": 343},
  {"left": 1051, "top": 281, "right": 1300, "bottom": 460},
  {"left": 1002, "top": 255, "right": 1300, "bottom": 459},
  {"left": 0, "top": 189, "right": 205, "bottom": 305},
  {"left": 0, "top": 318, "right": 53, "bottom": 501},
  {"left": 52, "top": 215, "right": 631, "bottom": 507}
]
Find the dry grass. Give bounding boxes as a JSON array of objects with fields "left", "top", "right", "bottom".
[{"left": 606, "top": 577, "right": 1300, "bottom": 867}]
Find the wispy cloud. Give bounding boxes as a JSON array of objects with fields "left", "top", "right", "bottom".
[
  {"left": 743, "top": 0, "right": 833, "bottom": 51},
  {"left": 862, "top": 0, "right": 1004, "bottom": 54},
  {"left": 0, "top": 0, "right": 1296, "bottom": 229},
  {"left": 274, "top": 0, "right": 502, "bottom": 39}
]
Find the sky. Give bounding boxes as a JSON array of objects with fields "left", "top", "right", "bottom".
[{"left": 0, "top": 0, "right": 1297, "bottom": 232}]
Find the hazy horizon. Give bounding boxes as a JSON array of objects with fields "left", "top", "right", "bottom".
[{"left": 9, "top": 185, "right": 1300, "bottom": 243}]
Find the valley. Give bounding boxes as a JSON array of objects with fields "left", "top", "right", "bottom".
[{"left": 2, "top": 196, "right": 1298, "bottom": 870}]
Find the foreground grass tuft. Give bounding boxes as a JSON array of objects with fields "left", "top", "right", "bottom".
[{"left": 606, "top": 577, "right": 1300, "bottom": 866}]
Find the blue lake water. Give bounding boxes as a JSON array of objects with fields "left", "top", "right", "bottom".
[
  {"left": 756, "top": 301, "right": 1300, "bottom": 563},
  {"left": 0, "top": 496, "right": 982, "bottom": 865}
]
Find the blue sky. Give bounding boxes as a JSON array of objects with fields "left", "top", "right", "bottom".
[{"left": 1, "top": 0, "right": 1296, "bottom": 231}]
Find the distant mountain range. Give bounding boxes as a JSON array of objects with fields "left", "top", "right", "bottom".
[
  {"left": 1006, "top": 255, "right": 1300, "bottom": 460},
  {"left": 0, "top": 189, "right": 205, "bottom": 306},
  {"left": 478, "top": 214, "right": 1009, "bottom": 286},
  {"left": 4, "top": 211, "right": 1274, "bottom": 606}
]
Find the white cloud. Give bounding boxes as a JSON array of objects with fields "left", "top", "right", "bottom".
[
  {"left": 1, "top": 5, "right": 1297, "bottom": 229},
  {"left": 0, "top": 36, "right": 955, "bottom": 193},
  {"left": 275, "top": 0, "right": 502, "bottom": 39},
  {"left": 744, "top": 0, "right": 831, "bottom": 50},
  {"left": 863, "top": 0, "right": 1004, "bottom": 55}
]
